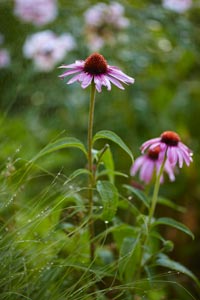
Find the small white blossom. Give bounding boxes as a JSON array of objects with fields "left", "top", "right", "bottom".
[
  {"left": 23, "top": 30, "right": 76, "bottom": 72},
  {"left": 0, "top": 49, "right": 10, "bottom": 68},
  {"left": 84, "top": 2, "right": 129, "bottom": 50},
  {"left": 14, "top": 0, "right": 58, "bottom": 26},
  {"left": 162, "top": 0, "right": 192, "bottom": 13}
]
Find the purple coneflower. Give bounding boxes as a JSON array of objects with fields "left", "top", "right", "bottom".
[
  {"left": 131, "top": 146, "right": 175, "bottom": 184},
  {"left": 59, "top": 52, "right": 134, "bottom": 92},
  {"left": 141, "top": 131, "right": 193, "bottom": 168}
]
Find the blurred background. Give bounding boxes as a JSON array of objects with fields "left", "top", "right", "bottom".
[{"left": 0, "top": 0, "right": 200, "bottom": 296}]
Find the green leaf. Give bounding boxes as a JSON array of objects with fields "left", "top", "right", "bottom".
[
  {"left": 97, "top": 180, "right": 119, "bottom": 221},
  {"left": 100, "top": 146, "right": 115, "bottom": 184},
  {"left": 156, "top": 254, "right": 200, "bottom": 285},
  {"left": 64, "top": 168, "right": 90, "bottom": 185},
  {"left": 119, "top": 237, "right": 141, "bottom": 282},
  {"left": 31, "top": 137, "right": 87, "bottom": 161},
  {"left": 153, "top": 217, "right": 194, "bottom": 240},
  {"left": 157, "top": 197, "right": 186, "bottom": 213},
  {"left": 123, "top": 184, "right": 150, "bottom": 208},
  {"left": 93, "top": 130, "right": 134, "bottom": 162}
]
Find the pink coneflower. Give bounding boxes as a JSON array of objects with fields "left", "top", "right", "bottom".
[
  {"left": 59, "top": 52, "right": 134, "bottom": 92},
  {"left": 141, "top": 131, "right": 193, "bottom": 168},
  {"left": 131, "top": 146, "right": 175, "bottom": 184}
]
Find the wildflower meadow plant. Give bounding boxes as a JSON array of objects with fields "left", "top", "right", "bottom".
[
  {"left": 1, "top": 51, "right": 199, "bottom": 299},
  {"left": 38, "top": 52, "right": 198, "bottom": 298}
]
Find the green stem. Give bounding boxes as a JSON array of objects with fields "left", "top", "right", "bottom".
[
  {"left": 148, "top": 153, "right": 167, "bottom": 228},
  {"left": 136, "top": 152, "right": 167, "bottom": 280},
  {"left": 87, "top": 82, "right": 96, "bottom": 262}
]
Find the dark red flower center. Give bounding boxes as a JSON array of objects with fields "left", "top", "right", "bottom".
[
  {"left": 148, "top": 146, "right": 160, "bottom": 161},
  {"left": 83, "top": 53, "right": 108, "bottom": 75},
  {"left": 161, "top": 131, "right": 180, "bottom": 146}
]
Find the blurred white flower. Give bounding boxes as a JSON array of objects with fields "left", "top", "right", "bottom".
[
  {"left": 162, "top": 0, "right": 192, "bottom": 13},
  {"left": 23, "top": 30, "right": 76, "bottom": 72},
  {"left": 14, "top": 0, "right": 58, "bottom": 26},
  {"left": 84, "top": 2, "right": 129, "bottom": 51},
  {"left": 0, "top": 49, "right": 10, "bottom": 68}
]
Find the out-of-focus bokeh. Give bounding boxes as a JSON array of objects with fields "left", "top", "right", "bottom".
[{"left": 0, "top": 0, "right": 200, "bottom": 298}]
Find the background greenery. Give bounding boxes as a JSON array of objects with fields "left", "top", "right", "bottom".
[{"left": 0, "top": 0, "right": 200, "bottom": 299}]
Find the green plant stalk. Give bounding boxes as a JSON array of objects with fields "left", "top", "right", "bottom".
[
  {"left": 136, "top": 152, "right": 167, "bottom": 280},
  {"left": 87, "top": 82, "right": 96, "bottom": 262},
  {"left": 148, "top": 153, "right": 167, "bottom": 227}
]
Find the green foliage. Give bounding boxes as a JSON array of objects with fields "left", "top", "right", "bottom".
[
  {"left": 97, "top": 180, "right": 119, "bottom": 221},
  {"left": 93, "top": 130, "right": 134, "bottom": 163},
  {"left": 0, "top": 0, "right": 200, "bottom": 299}
]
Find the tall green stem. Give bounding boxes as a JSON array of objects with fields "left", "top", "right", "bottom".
[
  {"left": 136, "top": 152, "right": 167, "bottom": 281},
  {"left": 148, "top": 153, "right": 167, "bottom": 227},
  {"left": 87, "top": 82, "right": 96, "bottom": 262}
]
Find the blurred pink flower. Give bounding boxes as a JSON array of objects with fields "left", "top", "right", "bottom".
[
  {"left": 84, "top": 2, "right": 129, "bottom": 51},
  {"left": 162, "top": 0, "right": 192, "bottom": 13},
  {"left": 141, "top": 131, "right": 193, "bottom": 168},
  {"left": 14, "top": 0, "right": 58, "bottom": 26},
  {"left": 131, "top": 146, "right": 175, "bottom": 184},
  {"left": 0, "top": 49, "right": 10, "bottom": 68},
  {"left": 23, "top": 30, "right": 76, "bottom": 72},
  {"left": 59, "top": 52, "right": 134, "bottom": 92}
]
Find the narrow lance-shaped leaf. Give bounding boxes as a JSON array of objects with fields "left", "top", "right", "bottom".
[
  {"left": 123, "top": 184, "right": 150, "bottom": 208},
  {"left": 64, "top": 168, "right": 90, "bottom": 185},
  {"left": 157, "top": 197, "right": 186, "bottom": 213},
  {"left": 156, "top": 253, "right": 200, "bottom": 286},
  {"left": 31, "top": 137, "right": 87, "bottom": 161},
  {"left": 93, "top": 130, "right": 134, "bottom": 162},
  {"left": 97, "top": 180, "right": 119, "bottom": 222},
  {"left": 153, "top": 217, "right": 194, "bottom": 240},
  {"left": 99, "top": 146, "right": 115, "bottom": 184}
]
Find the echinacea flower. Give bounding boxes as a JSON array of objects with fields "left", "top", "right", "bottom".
[
  {"left": 141, "top": 131, "right": 193, "bottom": 168},
  {"left": 131, "top": 146, "right": 175, "bottom": 184},
  {"left": 59, "top": 52, "right": 134, "bottom": 92}
]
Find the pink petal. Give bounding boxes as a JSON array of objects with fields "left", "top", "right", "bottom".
[
  {"left": 100, "top": 74, "right": 111, "bottom": 90},
  {"left": 106, "top": 75, "right": 125, "bottom": 90},
  {"left": 108, "top": 66, "right": 135, "bottom": 83},
  {"left": 130, "top": 156, "right": 145, "bottom": 175},
  {"left": 140, "top": 159, "right": 154, "bottom": 183},
  {"left": 67, "top": 72, "right": 84, "bottom": 84},
  {"left": 140, "top": 138, "right": 161, "bottom": 153},
  {"left": 94, "top": 76, "right": 103, "bottom": 92},
  {"left": 81, "top": 74, "right": 93, "bottom": 88},
  {"left": 167, "top": 147, "right": 178, "bottom": 166},
  {"left": 59, "top": 68, "right": 82, "bottom": 78}
]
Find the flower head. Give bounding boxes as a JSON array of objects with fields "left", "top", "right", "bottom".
[
  {"left": 162, "top": 0, "right": 192, "bottom": 13},
  {"left": 14, "top": 0, "right": 57, "bottom": 26},
  {"left": 23, "top": 30, "right": 75, "bottom": 72},
  {"left": 59, "top": 52, "right": 134, "bottom": 92},
  {"left": 0, "top": 49, "right": 10, "bottom": 69},
  {"left": 131, "top": 146, "right": 175, "bottom": 184},
  {"left": 84, "top": 2, "right": 129, "bottom": 51},
  {"left": 141, "top": 131, "right": 193, "bottom": 168}
]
